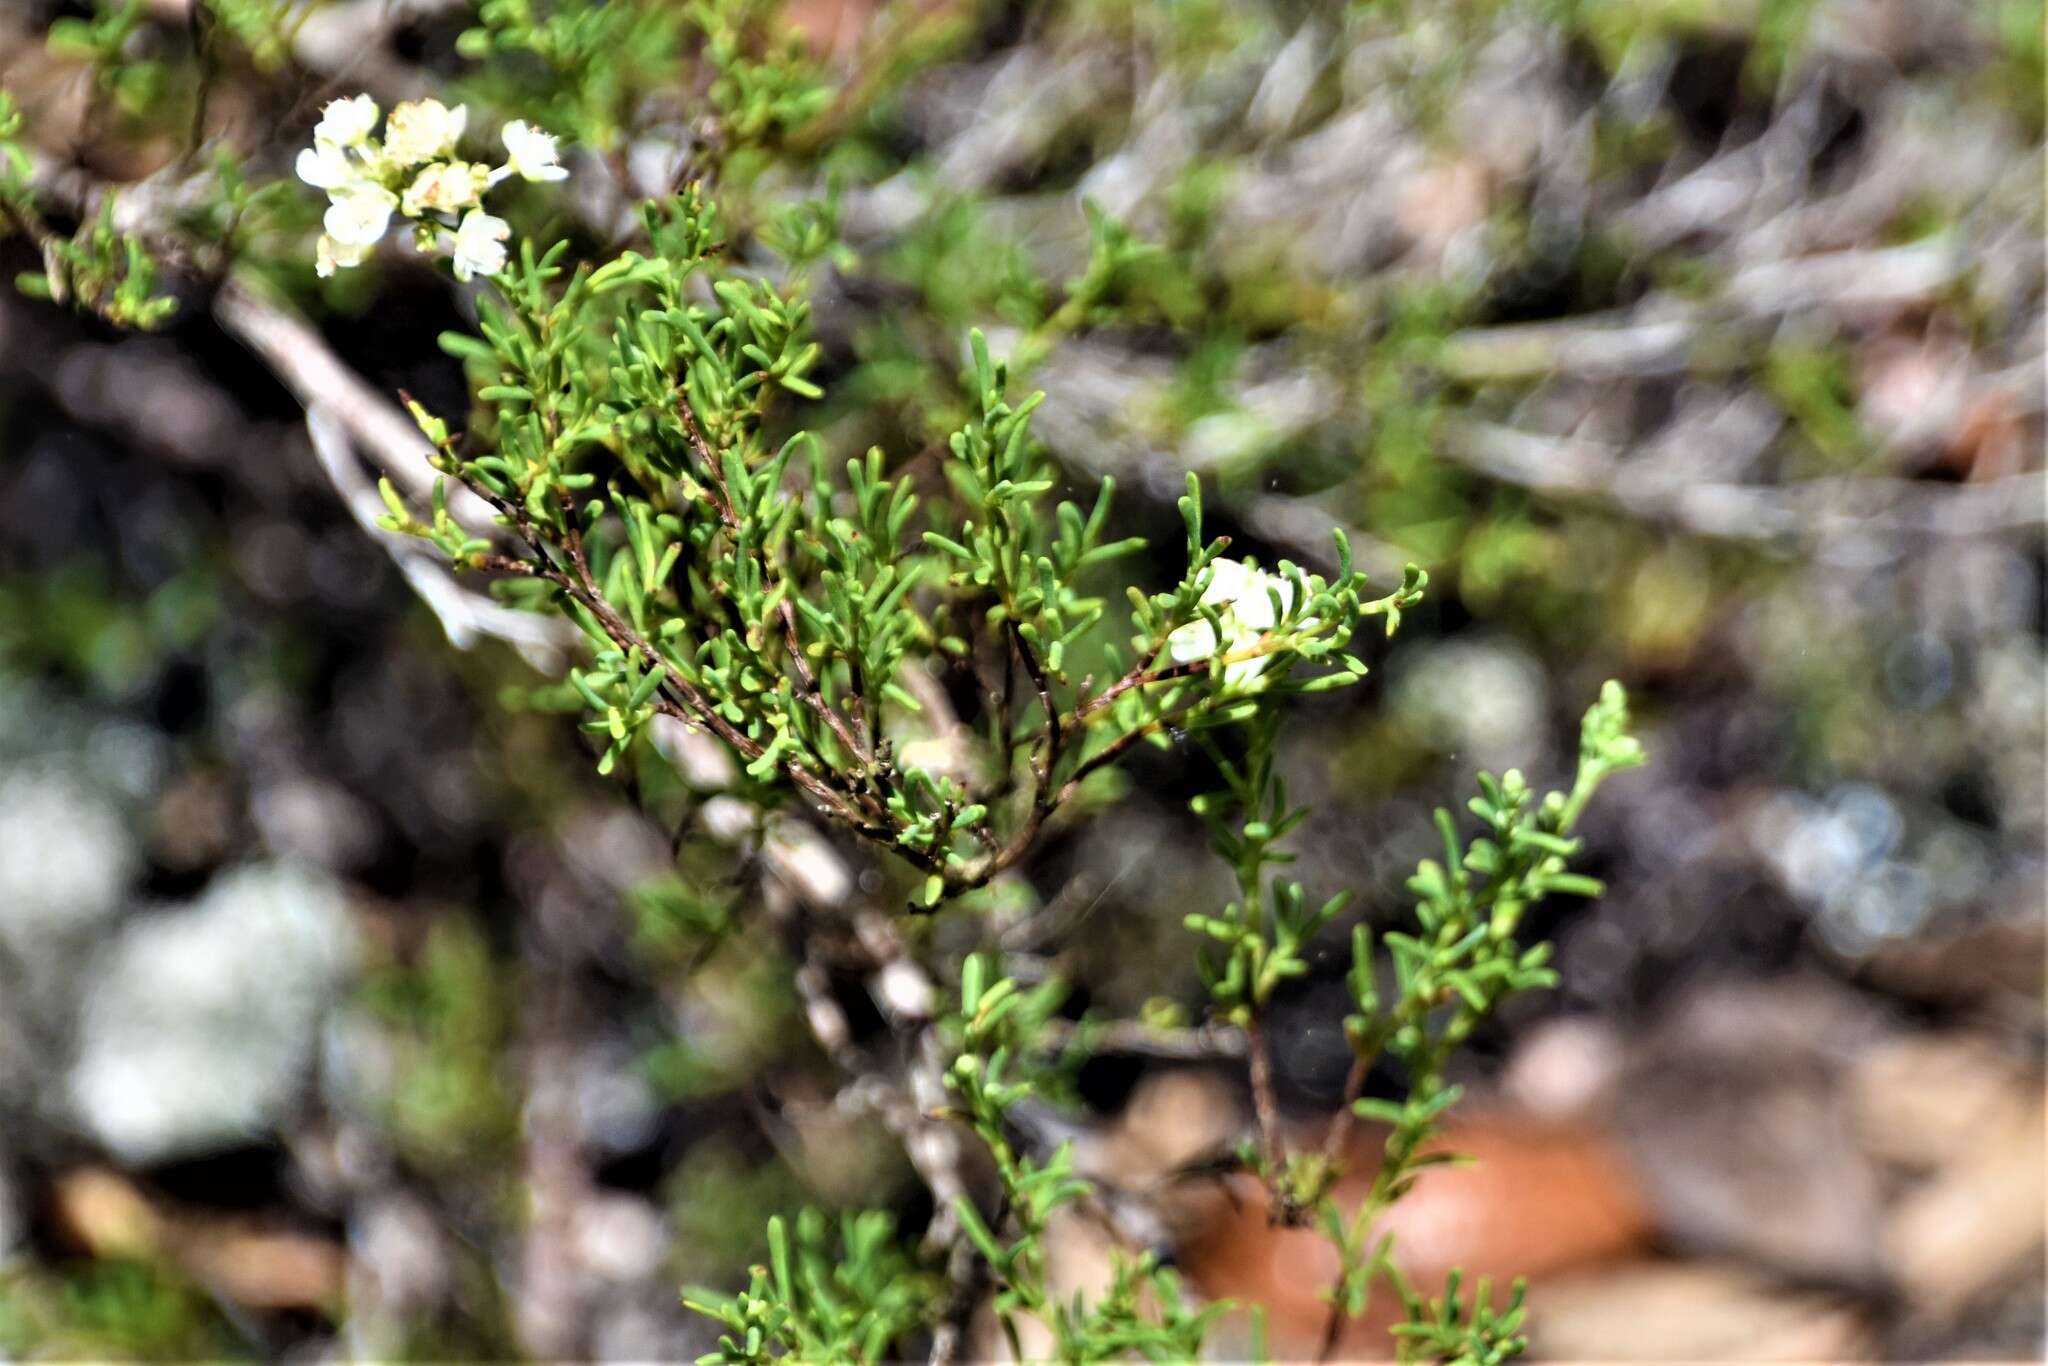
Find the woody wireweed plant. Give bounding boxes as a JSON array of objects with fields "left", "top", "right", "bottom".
[
  {"left": 0, "top": 4, "right": 1653, "bottom": 1357},
  {"left": 364, "top": 125, "right": 1646, "bottom": 1358}
]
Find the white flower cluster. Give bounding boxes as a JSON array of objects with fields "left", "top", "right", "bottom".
[
  {"left": 297, "top": 95, "right": 568, "bottom": 282},
  {"left": 1167, "top": 557, "right": 1312, "bottom": 689}
]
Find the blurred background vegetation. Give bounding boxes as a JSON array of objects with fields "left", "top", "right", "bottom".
[{"left": 0, "top": 0, "right": 2042, "bottom": 1358}]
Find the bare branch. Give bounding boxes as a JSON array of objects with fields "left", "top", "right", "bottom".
[
  {"left": 1438, "top": 418, "right": 2048, "bottom": 544},
  {"left": 215, "top": 276, "right": 501, "bottom": 534},
  {"left": 304, "top": 405, "right": 578, "bottom": 670}
]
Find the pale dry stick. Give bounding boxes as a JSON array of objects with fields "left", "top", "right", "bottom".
[
  {"left": 304, "top": 404, "right": 578, "bottom": 668},
  {"left": 798, "top": 955, "right": 979, "bottom": 1366},
  {"left": 1435, "top": 314, "right": 1710, "bottom": 384},
  {"left": 216, "top": 276, "right": 501, "bottom": 534},
  {"left": 1438, "top": 417, "right": 2048, "bottom": 544},
  {"left": 1719, "top": 235, "right": 1970, "bottom": 316},
  {"left": 905, "top": 1025, "right": 981, "bottom": 1366},
  {"left": 1434, "top": 238, "right": 1979, "bottom": 385},
  {"left": 754, "top": 829, "right": 999, "bottom": 1366}
]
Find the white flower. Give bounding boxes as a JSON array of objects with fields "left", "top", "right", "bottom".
[
  {"left": 498, "top": 120, "right": 569, "bottom": 182},
  {"left": 1166, "top": 557, "right": 1307, "bottom": 689},
  {"left": 383, "top": 99, "right": 467, "bottom": 167},
  {"left": 401, "top": 161, "right": 486, "bottom": 216},
  {"left": 295, "top": 143, "right": 360, "bottom": 192},
  {"left": 315, "top": 234, "right": 370, "bottom": 278},
  {"left": 312, "top": 94, "right": 379, "bottom": 148},
  {"left": 450, "top": 210, "right": 510, "bottom": 281},
  {"left": 322, "top": 183, "right": 397, "bottom": 248}
]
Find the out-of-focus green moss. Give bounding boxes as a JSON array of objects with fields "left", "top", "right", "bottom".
[
  {"left": 356, "top": 919, "right": 521, "bottom": 1173},
  {"left": 0, "top": 1259, "right": 245, "bottom": 1362}
]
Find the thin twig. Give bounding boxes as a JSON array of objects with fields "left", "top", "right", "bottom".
[{"left": 1242, "top": 1014, "right": 1290, "bottom": 1211}]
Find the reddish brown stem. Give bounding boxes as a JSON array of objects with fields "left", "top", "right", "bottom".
[
  {"left": 1243, "top": 1013, "right": 1294, "bottom": 1217},
  {"left": 1320, "top": 1051, "right": 1374, "bottom": 1170}
]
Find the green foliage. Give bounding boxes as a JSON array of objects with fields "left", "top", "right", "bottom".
[
  {"left": 44, "top": 1, "right": 165, "bottom": 116},
  {"left": 1309, "top": 683, "right": 1645, "bottom": 1353},
  {"left": 666, "top": 1139, "right": 811, "bottom": 1289},
  {"left": 1763, "top": 336, "right": 1871, "bottom": 470},
  {"left": 639, "top": 940, "right": 799, "bottom": 1100},
  {"left": 1185, "top": 709, "right": 1358, "bottom": 1022},
  {"left": 884, "top": 193, "right": 1050, "bottom": 331},
  {"left": 458, "top": 0, "right": 690, "bottom": 151},
  {"left": 0, "top": 562, "right": 221, "bottom": 698},
  {"left": 11, "top": 199, "right": 179, "bottom": 330},
  {"left": 945, "top": 956, "right": 1225, "bottom": 1362},
  {"left": 457, "top": 0, "right": 826, "bottom": 161},
  {"left": 0, "top": 1260, "right": 242, "bottom": 1362},
  {"left": 1990, "top": 0, "right": 2047, "bottom": 134},
  {"left": 1028, "top": 199, "right": 1202, "bottom": 357},
  {"left": 683, "top": 1209, "right": 938, "bottom": 1364},
  {"left": 355, "top": 920, "right": 521, "bottom": 1171},
  {"left": 691, "top": 0, "right": 834, "bottom": 151},
  {"left": 40, "top": 0, "right": 310, "bottom": 122},
  {"left": 197, "top": 0, "right": 320, "bottom": 71},
  {"left": 0, "top": 95, "right": 177, "bottom": 330},
  {"left": 629, "top": 871, "right": 741, "bottom": 967},
  {"left": 0, "top": 3, "right": 1670, "bottom": 1355},
  {"left": 369, "top": 138, "right": 1647, "bottom": 1357},
  {"left": 184, "top": 144, "right": 323, "bottom": 284},
  {"left": 389, "top": 172, "right": 1426, "bottom": 905},
  {"left": 44, "top": 0, "right": 146, "bottom": 70},
  {"left": 1391, "top": 1270, "right": 1530, "bottom": 1366},
  {"left": 0, "top": 94, "right": 23, "bottom": 187}
]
